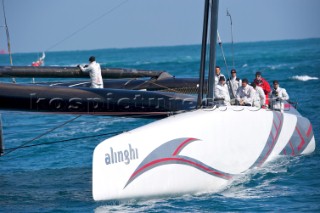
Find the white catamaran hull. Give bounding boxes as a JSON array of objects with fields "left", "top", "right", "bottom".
[{"left": 92, "top": 106, "right": 315, "bottom": 201}]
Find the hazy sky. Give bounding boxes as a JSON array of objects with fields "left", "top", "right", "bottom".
[{"left": 1, "top": 0, "right": 320, "bottom": 53}]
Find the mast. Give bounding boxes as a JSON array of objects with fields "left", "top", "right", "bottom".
[
  {"left": 1, "top": 0, "right": 15, "bottom": 83},
  {"left": 197, "top": 0, "right": 219, "bottom": 107},
  {"left": 2, "top": 0, "right": 13, "bottom": 65},
  {"left": 197, "top": 0, "right": 210, "bottom": 108},
  {"left": 207, "top": 0, "right": 219, "bottom": 100}
]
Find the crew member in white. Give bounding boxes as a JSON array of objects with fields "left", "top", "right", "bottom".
[
  {"left": 251, "top": 82, "right": 266, "bottom": 108},
  {"left": 236, "top": 78, "right": 254, "bottom": 106},
  {"left": 214, "top": 76, "right": 230, "bottom": 106},
  {"left": 78, "top": 56, "right": 104, "bottom": 88},
  {"left": 214, "top": 66, "right": 225, "bottom": 85},
  {"left": 227, "top": 69, "right": 241, "bottom": 98},
  {"left": 269, "top": 80, "right": 289, "bottom": 112}
]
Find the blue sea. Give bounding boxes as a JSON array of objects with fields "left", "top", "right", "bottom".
[{"left": 0, "top": 38, "right": 319, "bottom": 212}]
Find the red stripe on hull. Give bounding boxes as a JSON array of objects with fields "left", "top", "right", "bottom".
[
  {"left": 129, "top": 157, "right": 232, "bottom": 181},
  {"left": 173, "top": 138, "right": 197, "bottom": 156},
  {"left": 296, "top": 127, "right": 305, "bottom": 151},
  {"left": 289, "top": 141, "right": 295, "bottom": 156},
  {"left": 306, "top": 124, "right": 312, "bottom": 138}
]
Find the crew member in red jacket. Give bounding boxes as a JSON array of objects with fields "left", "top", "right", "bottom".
[{"left": 253, "top": 71, "right": 271, "bottom": 105}]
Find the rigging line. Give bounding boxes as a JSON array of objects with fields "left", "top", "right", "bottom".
[
  {"left": 4, "top": 127, "right": 53, "bottom": 135},
  {"left": 217, "top": 31, "right": 235, "bottom": 99},
  {"left": 4, "top": 131, "right": 122, "bottom": 151},
  {"left": 1, "top": 115, "right": 81, "bottom": 157},
  {"left": 2, "top": 110, "right": 156, "bottom": 130},
  {"left": 114, "top": 70, "right": 181, "bottom": 93},
  {"left": 119, "top": 70, "right": 174, "bottom": 91},
  {"left": 45, "top": 0, "right": 129, "bottom": 52},
  {"left": 1, "top": 0, "right": 15, "bottom": 84},
  {"left": 128, "top": 77, "right": 152, "bottom": 89},
  {"left": 147, "top": 81, "right": 184, "bottom": 93},
  {"left": 3, "top": 112, "right": 140, "bottom": 129},
  {"left": 130, "top": 79, "right": 182, "bottom": 93},
  {"left": 12, "top": 77, "right": 183, "bottom": 94},
  {"left": 3, "top": 118, "right": 130, "bottom": 134},
  {"left": 1, "top": 0, "right": 12, "bottom": 65},
  {"left": 226, "top": 9, "right": 235, "bottom": 68}
]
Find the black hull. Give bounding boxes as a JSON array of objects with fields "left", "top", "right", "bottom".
[
  {"left": 0, "top": 66, "right": 169, "bottom": 79},
  {"left": 35, "top": 78, "right": 206, "bottom": 94},
  {"left": 0, "top": 82, "right": 197, "bottom": 117}
]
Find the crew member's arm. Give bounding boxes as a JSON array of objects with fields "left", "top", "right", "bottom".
[
  {"left": 214, "top": 86, "right": 224, "bottom": 99},
  {"left": 259, "top": 87, "right": 266, "bottom": 106},
  {"left": 79, "top": 64, "right": 92, "bottom": 73},
  {"left": 280, "top": 89, "right": 289, "bottom": 101},
  {"left": 236, "top": 88, "right": 241, "bottom": 102},
  {"left": 244, "top": 87, "right": 254, "bottom": 105},
  {"left": 268, "top": 91, "right": 275, "bottom": 101},
  {"left": 264, "top": 80, "right": 271, "bottom": 95}
]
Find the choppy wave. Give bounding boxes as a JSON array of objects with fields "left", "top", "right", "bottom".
[
  {"left": 269, "top": 64, "right": 289, "bottom": 70},
  {"left": 291, "top": 75, "right": 319, "bottom": 81}
]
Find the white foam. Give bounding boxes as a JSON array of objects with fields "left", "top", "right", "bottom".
[
  {"left": 94, "top": 197, "right": 171, "bottom": 213},
  {"left": 269, "top": 64, "right": 288, "bottom": 70},
  {"left": 291, "top": 75, "right": 319, "bottom": 81},
  {"left": 221, "top": 156, "right": 291, "bottom": 199}
]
